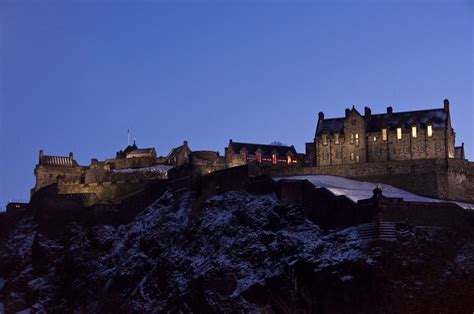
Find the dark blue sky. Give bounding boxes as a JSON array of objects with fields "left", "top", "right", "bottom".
[{"left": 1, "top": 1, "right": 472, "bottom": 209}]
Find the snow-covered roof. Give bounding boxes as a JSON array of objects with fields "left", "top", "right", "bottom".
[{"left": 273, "top": 175, "right": 474, "bottom": 210}]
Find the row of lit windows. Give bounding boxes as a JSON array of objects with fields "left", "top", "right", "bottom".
[
  {"left": 322, "top": 125, "right": 434, "bottom": 144},
  {"left": 241, "top": 152, "right": 293, "bottom": 165}
]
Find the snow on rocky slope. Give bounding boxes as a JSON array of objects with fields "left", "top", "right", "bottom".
[
  {"left": 1, "top": 188, "right": 474, "bottom": 312},
  {"left": 273, "top": 175, "right": 474, "bottom": 209}
]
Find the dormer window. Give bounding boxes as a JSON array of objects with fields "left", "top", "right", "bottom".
[
  {"left": 427, "top": 124, "right": 433, "bottom": 137},
  {"left": 411, "top": 126, "right": 417, "bottom": 138},
  {"left": 397, "top": 127, "right": 402, "bottom": 140},
  {"left": 334, "top": 133, "right": 340, "bottom": 144},
  {"left": 382, "top": 128, "right": 387, "bottom": 141},
  {"left": 322, "top": 134, "right": 328, "bottom": 145}
]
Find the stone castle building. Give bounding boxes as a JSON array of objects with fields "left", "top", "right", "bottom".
[
  {"left": 225, "top": 140, "right": 301, "bottom": 168},
  {"left": 306, "top": 99, "right": 465, "bottom": 166},
  {"left": 26, "top": 99, "right": 471, "bottom": 207}
]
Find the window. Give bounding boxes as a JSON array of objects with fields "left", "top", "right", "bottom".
[
  {"left": 350, "top": 152, "right": 354, "bottom": 160},
  {"left": 287, "top": 155, "right": 292, "bottom": 164},
  {"left": 427, "top": 125, "right": 433, "bottom": 137},
  {"left": 356, "top": 155, "right": 360, "bottom": 163},
  {"left": 322, "top": 134, "right": 328, "bottom": 145},
  {"left": 241, "top": 151, "right": 247, "bottom": 162},
  {"left": 382, "top": 128, "right": 387, "bottom": 141},
  {"left": 334, "top": 133, "right": 339, "bottom": 144},
  {"left": 271, "top": 154, "right": 277, "bottom": 165},
  {"left": 397, "top": 127, "right": 402, "bottom": 140},
  {"left": 351, "top": 119, "right": 356, "bottom": 125},
  {"left": 355, "top": 133, "right": 359, "bottom": 145},
  {"left": 350, "top": 133, "right": 354, "bottom": 144},
  {"left": 256, "top": 152, "right": 262, "bottom": 163},
  {"left": 412, "top": 126, "right": 417, "bottom": 138},
  {"left": 336, "top": 150, "right": 341, "bottom": 159},
  {"left": 373, "top": 136, "right": 377, "bottom": 142}
]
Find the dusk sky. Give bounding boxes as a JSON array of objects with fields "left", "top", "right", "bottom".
[{"left": 0, "top": 0, "right": 472, "bottom": 209}]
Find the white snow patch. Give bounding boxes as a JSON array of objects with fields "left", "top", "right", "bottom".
[
  {"left": 112, "top": 165, "right": 173, "bottom": 174},
  {"left": 273, "top": 175, "right": 474, "bottom": 210}
]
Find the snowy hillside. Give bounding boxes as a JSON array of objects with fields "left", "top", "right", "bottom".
[
  {"left": 273, "top": 175, "right": 474, "bottom": 210},
  {"left": 1, "top": 187, "right": 474, "bottom": 312}
]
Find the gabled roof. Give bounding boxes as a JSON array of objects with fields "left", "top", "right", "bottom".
[
  {"left": 167, "top": 142, "right": 190, "bottom": 158},
  {"left": 228, "top": 141, "right": 297, "bottom": 156},
  {"left": 316, "top": 118, "right": 345, "bottom": 136},
  {"left": 168, "top": 145, "right": 185, "bottom": 157},
  {"left": 41, "top": 155, "right": 78, "bottom": 167},
  {"left": 127, "top": 148, "right": 155, "bottom": 155},
  {"left": 316, "top": 107, "right": 448, "bottom": 136}
]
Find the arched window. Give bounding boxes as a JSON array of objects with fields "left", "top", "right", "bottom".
[{"left": 271, "top": 154, "right": 277, "bottom": 165}]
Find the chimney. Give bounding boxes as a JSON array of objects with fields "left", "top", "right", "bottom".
[
  {"left": 345, "top": 108, "right": 350, "bottom": 117},
  {"left": 387, "top": 106, "right": 393, "bottom": 114},
  {"left": 39, "top": 150, "right": 44, "bottom": 163},
  {"left": 183, "top": 140, "right": 188, "bottom": 147},
  {"left": 364, "top": 106, "right": 371, "bottom": 118},
  {"left": 318, "top": 111, "right": 324, "bottom": 120},
  {"left": 444, "top": 99, "right": 450, "bottom": 111},
  {"left": 69, "top": 152, "right": 74, "bottom": 159}
]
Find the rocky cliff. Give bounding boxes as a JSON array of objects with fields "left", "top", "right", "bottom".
[{"left": 1, "top": 189, "right": 474, "bottom": 313}]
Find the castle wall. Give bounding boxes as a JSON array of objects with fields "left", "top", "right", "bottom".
[
  {"left": 115, "top": 157, "right": 156, "bottom": 169},
  {"left": 57, "top": 181, "right": 145, "bottom": 202},
  {"left": 34, "top": 165, "right": 83, "bottom": 192},
  {"left": 271, "top": 158, "right": 474, "bottom": 203}
]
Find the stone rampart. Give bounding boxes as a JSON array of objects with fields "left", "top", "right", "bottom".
[{"left": 270, "top": 158, "right": 474, "bottom": 203}]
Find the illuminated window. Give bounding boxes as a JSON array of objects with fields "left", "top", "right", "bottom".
[
  {"left": 411, "top": 126, "right": 417, "bottom": 138},
  {"left": 397, "top": 127, "right": 402, "bottom": 140},
  {"left": 355, "top": 133, "right": 359, "bottom": 145},
  {"left": 287, "top": 155, "right": 292, "bottom": 164},
  {"left": 271, "top": 154, "right": 277, "bottom": 165},
  {"left": 334, "top": 133, "right": 339, "bottom": 144},
  {"left": 322, "top": 134, "right": 328, "bottom": 145},
  {"left": 373, "top": 136, "right": 377, "bottom": 142},
  {"left": 350, "top": 152, "right": 354, "bottom": 160},
  {"left": 427, "top": 124, "right": 433, "bottom": 137},
  {"left": 350, "top": 133, "right": 354, "bottom": 144},
  {"left": 256, "top": 152, "right": 262, "bottom": 163},
  {"left": 382, "top": 128, "right": 387, "bottom": 141},
  {"left": 356, "top": 155, "right": 360, "bottom": 163}
]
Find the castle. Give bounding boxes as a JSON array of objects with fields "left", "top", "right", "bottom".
[
  {"left": 9, "top": 99, "right": 470, "bottom": 214},
  {"left": 306, "top": 99, "right": 464, "bottom": 166}
]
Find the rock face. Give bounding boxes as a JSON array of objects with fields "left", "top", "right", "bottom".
[{"left": 1, "top": 190, "right": 474, "bottom": 313}]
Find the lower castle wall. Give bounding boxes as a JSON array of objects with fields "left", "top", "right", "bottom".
[
  {"left": 57, "top": 181, "right": 145, "bottom": 202},
  {"left": 271, "top": 158, "right": 474, "bottom": 203}
]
